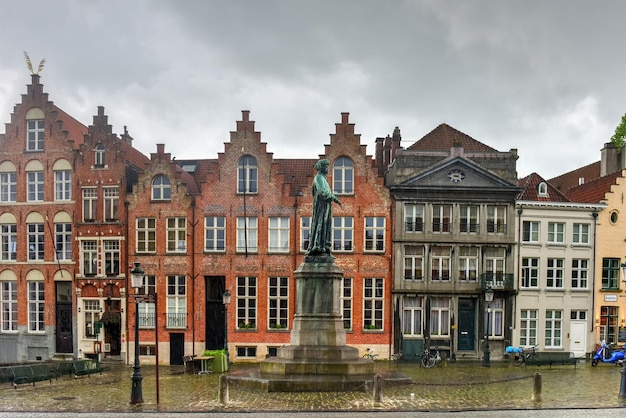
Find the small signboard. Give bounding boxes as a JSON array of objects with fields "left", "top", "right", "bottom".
[{"left": 604, "top": 294, "right": 618, "bottom": 302}]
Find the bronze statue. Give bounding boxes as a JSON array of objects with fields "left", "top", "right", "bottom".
[{"left": 307, "top": 159, "right": 341, "bottom": 257}]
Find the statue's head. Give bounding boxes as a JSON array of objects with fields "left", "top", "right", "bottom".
[{"left": 315, "top": 159, "right": 330, "bottom": 172}]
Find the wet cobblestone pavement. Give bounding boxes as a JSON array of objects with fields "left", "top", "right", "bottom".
[{"left": 1, "top": 360, "right": 625, "bottom": 413}]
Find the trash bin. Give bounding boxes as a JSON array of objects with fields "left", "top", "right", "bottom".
[{"left": 204, "top": 350, "right": 228, "bottom": 373}]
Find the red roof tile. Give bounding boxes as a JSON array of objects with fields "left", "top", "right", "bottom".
[
  {"left": 563, "top": 171, "right": 621, "bottom": 203},
  {"left": 407, "top": 123, "right": 498, "bottom": 152},
  {"left": 518, "top": 173, "right": 570, "bottom": 202},
  {"left": 548, "top": 161, "right": 601, "bottom": 194}
]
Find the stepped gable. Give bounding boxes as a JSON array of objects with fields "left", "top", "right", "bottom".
[
  {"left": 548, "top": 161, "right": 601, "bottom": 194},
  {"left": 564, "top": 170, "right": 622, "bottom": 203},
  {"left": 518, "top": 173, "right": 570, "bottom": 202},
  {"left": 51, "top": 105, "right": 87, "bottom": 148},
  {"left": 407, "top": 123, "right": 497, "bottom": 152},
  {"left": 275, "top": 158, "right": 317, "bottom": 196},
  {"left": 146, "top": 144, "right": 200, "bottom": 195}
]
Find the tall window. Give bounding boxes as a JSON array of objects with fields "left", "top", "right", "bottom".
[
  {"left": 522, "top": 221, "right": 540, "bottom": 243},
  {"left": 138, "top": 275, "right": 156, "bottom": 328},
  {"left": 546, "top": 258, "right": 564, "bottom": 288},
  {"left": 458, "top": 246, "right": 478, "bottom": 281},
  {"left": 1, "top": 281, "right": 17, "bottom": 331},
  {"left": 84, "top": 299, "right": 100, "bottom": 338},
  {"left": 82, "top": 240, "right": 98, "bottom": 276},
  {"left": 404, "top": 245, "right": 424, "bottom": 281},
  {"left": 333, "top": 157, "right": 353, "bottom": 194},
  {"left": 430, "top": 297, "right": 450, "bottom": 336},
  {"left": 0, "top": 170, "right": 17, "bottom": 202},
  {"left": 404, "top": 203, "right": 424, "bottom": 232},
  {"left": 94, "top": 144, "right": 105, "bottom": 167},
  {"left": 236, "top": 217, "right": 258, "bottom": 253},
  {"left": 1, "top": 223, "right": 17, "bottom": 261},
  {"left": 268, "top": 277, "right": 288, "bottom": 329},
  {"left": 364, "top": 217, "right": 385, "bottom": 252},
  {"left": 547, "top": 222, "right": 565, "bottom": 244},
  {"left": 602, "top": 258, "right": 620, "bottom": 290},
  {"left": 300, "top": 217, "right": 311, "bottom": 252},
  {"left": 484, "top": 247, "right": 505, "bottom": 282},
  {"left": 460, "top": 205, "right": 479, "bottom": 233},
  {"left": 204, "top": 216, "right": 226, "bottom": 251},
  {"left": 572, "top": 223, "right": 589, "bottom": 244},
  {"left": 28, "top": 281, "right": 45, "bottom": 332},
  {"left": 268, "top": 217, "right": 289, "bottom": 253},
  {"left": 600, "top": 306, "right": 619, "bottom": 344},
  {"left": 82, "top": 188, "right": 97, "bottom": 222},
  {"left": 363, "top": 278, "right": 383, "bottom": 330},
  {"left": 545, "top": 310, "right": 562, "bottom": 348},
  {"left": 137, "top": 218, "right": 156, "bottom": 253},
  {"left": 431, "top": 246, "right": 451, "bottom": 281},
  {"left": 54, "top": 170, "right": 71, "bottom": 201},
  {"left": 27, "top": 119, "right": 44, "bottom": 151},
  {"left": 487, "top": 206, "right": 507, "bottom": 233},
  {"left": 152, "top": 175, "right": 171, "bottom": 200},
  {"left": 237, "top": 156, "right": 258, "bottom": 193},
  {"left": 55, "top": 223, "right": 72, "bottom": 261},
  {"left": 333, "top": 217, "right": 353, "bottom": 252},
  {"left": 432, "top": 204, "right": 451, "bottom": 232},
  {"left": 402, "top": 296, "right": 423, "bottom": 336},
  {"left": 485, "top": 298, "right": 504, "bottom": 337},
  {"left": 167, "top": 217, "right": 187, "bottom": 253},
  {"left": 28, "top": 223, "right": 44, "bottom": 261},
  {"left": 519, "top": 309, "right": 537, "bottom": 346},
  {"left": 571, "top": 259, "right": 588, "bottom": 289},
  {"left": 27, "top": 170, "right": 44, "bottom": 202},
  {"left": 103, "top": 187, "right": 119, "bottom": 221},
  {"left": 166, "top": 275, "right": 186, "bottom": 328},
  {"left": 103, "top": 240, "right": 120, "bottom": 276},
  {"left": 236, "top": 276, "right": 257, "bottom": 328},
  {"left": 341, "top": 278, "right": 352, "bottom": 330},
  {"left": 521, "top": 258, "right": 539, "bottom": 288}
]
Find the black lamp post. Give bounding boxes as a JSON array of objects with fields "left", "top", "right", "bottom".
[
  {"left": 482, "top": 287, "right": 494, "bottom": 367},
  {"left": 619, "top": 261, "right": 626, "bottom": 399},
  {"left": 223, "top": 290, "right": 231, "bottom": 370},
  {"left": 129, "top": 262, "right": 144, "bottom": 405}
]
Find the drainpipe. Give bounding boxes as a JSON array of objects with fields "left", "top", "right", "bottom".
[
  {"left": 124, "top": 200, "right": 130, "bottom": 365},
  {"left": 190, "top": 197, "right": 196, "bottom": 357},
  {"left": 591, "top": 209, "right": 598, "bottom": 335}
]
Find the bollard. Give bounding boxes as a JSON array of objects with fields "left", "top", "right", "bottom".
[
  {"left": 219, "top": 374, "right": 229, "bottom": 404},
  {"left": 373, "top": 374, "right": 383, "bottom": 403},
  {"left": 531, "top": 372, "right": 542, "bottom": 402}
]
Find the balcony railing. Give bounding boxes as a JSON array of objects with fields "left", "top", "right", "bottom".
[
  {"left": 138, "top": 312, "right": 155, "bottom": 328},
  {"left": 480, "top": 273, "right": 515, "bottom": 291},
  {"left": 166, "top": 313, "right": 187, "bottom": 328}
]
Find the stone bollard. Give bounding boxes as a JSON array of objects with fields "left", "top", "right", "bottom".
[
  {"left": 531, "top": 372, "right": 542, "bottom": 402},
  {"left": 373, "top": 374, "right": 383, "bottom": 403},
  {"left": 219, "top": 374, "right": 229, "bottom": 404}
]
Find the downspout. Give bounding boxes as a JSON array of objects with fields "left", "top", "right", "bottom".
[
  {"left": 515, "top": 206, "right": 523, "bottom": 345},
  {"left": 388, "top": 199, "right": 395, "bottom": 360},
  {"left": 190, "top": 197, "right": 196, "bottom": 357},
  {"left": 591, "top": 209, "right": 598, "bottom": 334},
  {"left": 124, "top": 200, "right": 130, "bottom": 365}
]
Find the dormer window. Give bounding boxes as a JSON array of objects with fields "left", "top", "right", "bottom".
[
  {"left": 95, "top": 144, "right": 105, "bottom": 167},
  {"left": 152, "top": 174, "right": 171, "bottom": 200},
  {"left": 537, "top": 182, "right": 548, "bottom": 197}
]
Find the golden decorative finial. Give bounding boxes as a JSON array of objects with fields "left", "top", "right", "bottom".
[{"left": 23, "top": 51, "right": 45, "bottom": 75}]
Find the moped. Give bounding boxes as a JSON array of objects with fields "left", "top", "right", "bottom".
[{"left": 591, "top": 340, "right": 624, "bottom": 366}]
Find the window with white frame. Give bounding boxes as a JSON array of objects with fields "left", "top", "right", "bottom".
[
  {"left": 404, "top": 245, "right": 424, "bottom": 281},
  {"left": 152, "top": 174, "right": 171, "bottom": 200},
  {"left": 572, "top": 223, "right": 589, "bottom": 244},
  {"left": 54, "top": 170, "right": 71, "bottom": 201},
  {"left": 402, "top": 296, "right": 423, "bottom": 336},
  {"left": 571, "top": 259, "right": 588, "bottom": 289},
  {"left": 460, "top": 205, "right": 479, "bottom": 233},
  {"left": 300, "top": 217, "right": 311, "bottom": 252},
  {"left": 204, "top": 216, "right": 226, "bottom": 252},
  {"left": 84, "top": 299, "right": 100, "bottom": 338},
  {"left": 27, "top": 170, "right": 44, "bottom": 202},
  {"left": 545, "top": 309, "right": 562, "bottom": 348},
  {"left": 138, "top": 275, "right": 156, "bottom": 328},
  {"left": 341, "top": 278, "right": 352, "bottom": 330},
  {"left": 1, "top": 281, "right": 17, "bottom": 331},
  {"left": 537, "top": 182, "right": 548, "bottom": 196},
  {"left": 458, "top": 246, "right": 478, "bottom": 281},
  {"left": 268, "top": 277, "right": 288, "bottom": 329},
  {"left": 364, "top": 217, "right": 385, "bottom": 251},
  {"left": 137, "top": 218, "right": 156, "bottom": 253},
  {"left": 522, "top": 221, "right": 540, "bottom": 243},
  {"left": 167, "top": 217, "right": 187, "bottom": 253},
  {"left": 268, "top": 217, "right": 289, "bottom": 253},
  {"left": 236, "top": 276, "right": 257, "bottom": 329},
  {"left": 363, "top": 278, "right": 383, "bottom": 330},
  {"left": 82, "top": 240, "right": 98, "bottom": 276},
  {"left": 166, "top": 275, "right": 186, "bottom": 328},
  {"left": 487, "top": 205, "right": 507, "bottom": 233},
  {"left": 520, "top": 309, "right": 537, "bottom": 346},
  {"left": 404, "top": 203, "right": 424, "bottom": 232},
  {"left": 27, "top": 119, "right": 44, "bottom": 151},
  {"left": 103, "top": 240, "right": 120, "bottom": 276},
  {"left": 94, "top": 144, "right": 105, "bottom": 167},
  {"left": 28, "top": 223, "right": 44, "bottom": 261},
  {"left": 0, "top": 170, "right": 16, "bottom": 202},
  {"left": 484, "top": 247, "right": 505, "bottom": 283},
  {"left": 103, "top": 187, "right": 119, "bottom": 221},
  {"left": 429, "top": 297, "right": 450, "bottom": 337},
  {"left": 28, "top": 281, "right": 45, "bottom": 332},
  {"left": 432, "top": 204, "right": 452, "bottom": 232},
  {"left": 82, "top": 188, "right": 97, "bottom": 222},
  {"left": 236, "top": 217, "right": 258, "bottom": 253},
  {"left": 333, "top": 217, "right": 353, "bottom": 252},
  {"left": 485, "top": 298, "right": 504, "bottom": 338},
  {"left": 55, "top": 223, "right": 72, "bottom": 261},
  {"left": 333, "top": 157, "right": 353, "bottom": 195},
  {"left": 237, "top": 156, "right": 258, "bottom": 193},
  {"left": 521, "top": 257, "right": 539, "bottom": 288},
  {"left": 547, "top": 222, "right": 565, "bottom": 244},
  {"left": 546, "top": 258, "right": 564, "bottom": 288},
  {"left": 1, "top": 223, "right": 17, "bottom": 261},
  {"left": 430, "top": 246, "right": 451, "bottom": 281}
]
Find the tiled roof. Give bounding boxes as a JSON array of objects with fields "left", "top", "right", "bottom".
[
  {"left": 563, "top": 170, "right": 621, "bottom": 203},
  {"left": 275, "top": 159, "right": 317, "bottom": 196},
  {"left": 119, "top": 141, "right": 150, "bottom": 172},
  {"left": 518, "top": 173, "right": 570, "bottom": 202},
  {"left": 407, "top": 123, "right": 498, "bottom": 152},
  {"left": 51, "top": 105, "right": 87, "bottom": 149},
  {"left": 548, "top": 161, "right": 601, "bottom": 194}
]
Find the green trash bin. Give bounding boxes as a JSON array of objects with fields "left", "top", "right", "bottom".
[{"left": 204, "top": 350, "right": 228, "bottom": 373}]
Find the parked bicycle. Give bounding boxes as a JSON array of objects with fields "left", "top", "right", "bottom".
[
  {"left": 507, "top": 345, "right": 539, "bottom": 366},
  {"left": 362, "top": 348, "right": 379, "bottom": 360},
  {"left": 420, "top": 347, "right": 442, "bottom": 368}
]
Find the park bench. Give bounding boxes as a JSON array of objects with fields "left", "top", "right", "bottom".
[
  {"left": 10, "top": 365, "right": 34, "bottom": 387},
  {"left": 29, "top": 364, "right": 53, "bottom": 384},
  {"left": 527, "top": 351, "right": 578, "bottom": 368},
  {"left": 50, "top": 361, "right": 74, "bottom": 379},
  {"left": 72, "top": 359, "right": 102, "bottom": 378},
  {"left": 0, "top": 366, "right": 13, "bottom": 385}
]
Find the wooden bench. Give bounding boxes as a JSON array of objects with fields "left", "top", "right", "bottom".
[
  {"left": 72, "top": 359, "right": 102, "bottom": 378},
  {"left": 527, "top": 351, "right": 578, "bottom": 368}
]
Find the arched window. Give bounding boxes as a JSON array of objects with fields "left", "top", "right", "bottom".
[
  {"left": 26, "top": 108, "right": 45, "bottom": 151},
  {"left": 152, "top": 175, "right": 171, "bottom": 200},
  {"left": 238, "top": 156, "right": 258, "bottom": 193},
  {"left": 0, "top": 161, "right": 17, "bottom": 202},
  {"left": 333, "top": 157, "right": 353, "bottom": 194},
  {"left": 95, "top": 144, "right": 105, "bottom": 167}
]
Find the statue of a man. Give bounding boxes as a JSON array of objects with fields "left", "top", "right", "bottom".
[{"left": 307, "top": 159, "right": 341, "bottom": 257}]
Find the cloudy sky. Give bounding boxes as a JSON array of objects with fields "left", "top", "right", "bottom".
[{"left": 0, "top": 1, "right": 623, "bottom": 179}]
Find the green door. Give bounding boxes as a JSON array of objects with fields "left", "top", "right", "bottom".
[{"left": 457, "top": 298, "right": 475, "bottom": 351}]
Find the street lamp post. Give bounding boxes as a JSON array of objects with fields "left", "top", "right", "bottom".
[
  {"left": 619, "top": 261, "right": 626, "bottom": 399},
  {"left": 129, "top": 262, "right": 144, "bottom": 405},
  {"left": 483, "top": 287, "right": 494, "bottom": 368},
  {"left": 223, "top": 290, "right": 231, "bottom": 370}
]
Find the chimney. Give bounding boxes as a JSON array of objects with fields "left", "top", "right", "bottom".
[{"left": 601, "top": 142, "right": 619, "bottom": 176}]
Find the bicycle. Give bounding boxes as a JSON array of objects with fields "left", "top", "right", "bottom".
[
  {"left": 514, "top": 345, "right": 539, "bottom": 366},
  {"left": 420, "top": 347, "right": 442, "bottom": 368},
  {"left": 362, "top": 348, "right": 379, "bottom": 360}
]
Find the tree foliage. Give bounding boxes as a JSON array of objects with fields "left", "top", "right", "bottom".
[{"left": 610, "top": 113, "right": 626, "bottom": 151}]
